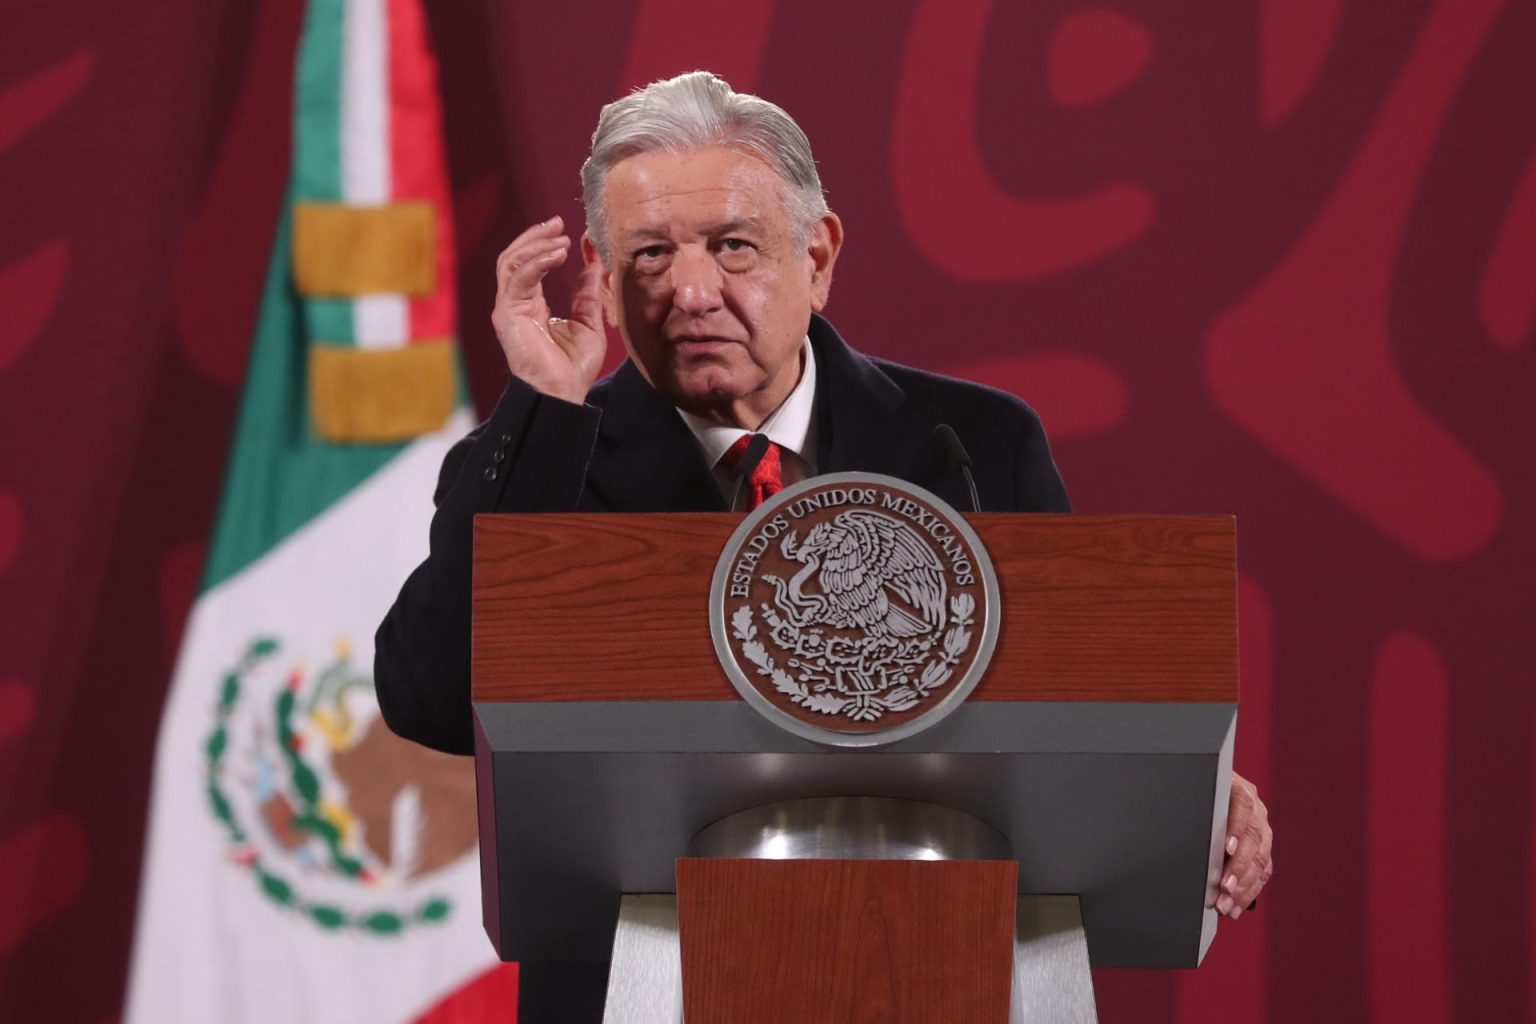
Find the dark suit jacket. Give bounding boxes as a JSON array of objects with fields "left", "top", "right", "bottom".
[{"left": 375, "top": 314, "right": 1070, "bottom": 754}]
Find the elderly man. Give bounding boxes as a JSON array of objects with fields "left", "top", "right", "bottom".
[{"left": 376, "top": 71, "right": 1271, "bottom": 1019}]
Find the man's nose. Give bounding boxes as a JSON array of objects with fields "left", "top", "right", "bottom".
[{"left": 670, "top": 246, "right": 724, "bottom": 315}]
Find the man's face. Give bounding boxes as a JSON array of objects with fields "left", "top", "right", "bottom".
[{"left": 583, "top": 147, "right": 842, "bottom": 429}]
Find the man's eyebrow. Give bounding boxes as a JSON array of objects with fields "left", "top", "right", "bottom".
[
  {"left": 616, "top": 219, "right": 766, "bottom": 245},
  {"left": 706, "top": 218, "right": 765, "bottom": 236},
  {"left": 618, "top": 226, "right": 672, "bottom": 244}
]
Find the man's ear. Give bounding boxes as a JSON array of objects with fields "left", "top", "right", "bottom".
[
  {"left": 807, "top": 212, "right": 844, "bottom": 312},
  {"left": 581, "top": 233, "right": 617, "bottom": 327}
]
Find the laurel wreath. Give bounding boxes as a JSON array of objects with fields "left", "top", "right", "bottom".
[
  {"left": 731, "top": 593, "right": 976, "bottom": 722},
  {"left": 204, "top": 636, "right": 452, "bottom": 935}
]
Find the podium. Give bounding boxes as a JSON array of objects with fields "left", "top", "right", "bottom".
[{"left": 472, "top": 511, "right": 1237, "bottom": 1021}]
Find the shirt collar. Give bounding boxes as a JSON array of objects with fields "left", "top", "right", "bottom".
[{"left": 677, "top": 337, "right": 818, "bottom": 471}]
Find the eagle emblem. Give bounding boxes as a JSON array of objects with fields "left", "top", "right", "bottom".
[
  {"left": 712, "top": 474, "right": 998, "bottom": 745},
  {"left": 770, "top": 511, "right": 946, "bottom": 640}
]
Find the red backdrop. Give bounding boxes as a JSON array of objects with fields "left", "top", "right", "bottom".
[{"left": 1, "top": 0, "right": 1532, "bottom": 1020}]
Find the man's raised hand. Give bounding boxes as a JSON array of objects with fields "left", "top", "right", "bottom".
[{"left": 491, "top": 216, "right": 607, "bottom": 404}]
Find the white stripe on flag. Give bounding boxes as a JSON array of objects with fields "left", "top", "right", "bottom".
[
  {"left": 355, "top": 294, "right": 411, "bottom": 348},
  {"left": 342, "top": 0, "right": 409, "bottom": 348},
  {"left": 342, "top": 0, "right": 390, "bottom": 204}
]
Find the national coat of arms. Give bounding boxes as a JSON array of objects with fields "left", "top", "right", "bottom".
[
  {"left": 204, "top": 636, "right": 478, "bottom": 933},
  {"left": 711, "top": 473, "right": 1000, "bottom": 746}
]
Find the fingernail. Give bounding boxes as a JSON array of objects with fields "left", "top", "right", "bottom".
[
  {"left": 1223, "top": 874, "right": 1237, "bottom": 892},
  {"left": 1226, "top": 835, "right": 1238, "bottom": 855},
  {"left": 1216, "top": 895, "right": 1232, "bottom": 914},
  {"left": 1231, "top": 906, "right": 1243, "bottom": 920}
]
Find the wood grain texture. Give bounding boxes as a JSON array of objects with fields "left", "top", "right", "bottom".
[
  {"left": 675, "top": 858, "right": 1017, "bottom": 1024},
  {"left": 472, "top": 513, "right": 1236, "bottom": 703}
]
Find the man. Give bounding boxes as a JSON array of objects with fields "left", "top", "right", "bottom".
[{"left": 376, "top": 71, "right": 1271, "bottom": 1015}]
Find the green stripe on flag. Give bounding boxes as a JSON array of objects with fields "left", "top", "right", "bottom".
[
  {"left": 202, "top": 201, "right": 403, "bottom": 591},
  {"left": 294, "top": 0, "right": 344, "bottom": 203},
  {"left": 307, "top": 297, "right": 355, "bottom": 345},
  {"left": 294, "top": 0, "right": 354, "bottom": 346}
]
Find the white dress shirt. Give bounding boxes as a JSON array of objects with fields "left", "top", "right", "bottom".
[{"left": 676, "top": 336, "right": 818, "bottom": 502}]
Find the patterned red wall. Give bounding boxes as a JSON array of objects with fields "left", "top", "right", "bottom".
[{"left": 0, "top": 0, "right": 1531, "bottom": 1020}]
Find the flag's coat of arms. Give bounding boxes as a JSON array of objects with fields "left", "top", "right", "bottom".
[{"left": 206, "top": 637, "right": 477, "bottom": 934}]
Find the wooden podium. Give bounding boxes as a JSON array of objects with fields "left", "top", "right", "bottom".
[{"left": 471, "top": 512, "right": 1238, "bottom": 1022}]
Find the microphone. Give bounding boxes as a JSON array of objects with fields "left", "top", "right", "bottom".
[
  {"left": 934, "top": 424, "right": 981, "bottom": 513},
  {"left": 728, "top": 433, "right": 772, "bottom": 512}
]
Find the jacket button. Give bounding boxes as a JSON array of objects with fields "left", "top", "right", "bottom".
[
  {"left": 484, "top": 466, "right": 499, "bottom": 481},
  {"left": 491, "top": 449, "right": 506, "bottom": 463},
  {"left": 499, "top": 432, "right": 513, "bottom": 444}
]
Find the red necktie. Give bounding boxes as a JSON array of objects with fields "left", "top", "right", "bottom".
[{"left": 720, "top": 434, "right": 783, "bottom": 510}]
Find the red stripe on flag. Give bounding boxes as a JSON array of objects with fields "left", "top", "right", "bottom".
[
  {"left": 1367, "top": 632, "right": 1451, "bottom": 1023},
  {"left": 1173, "top": 577, "right": 1272, "bottom": 1022},
  {"left": 387, "top": 0, "right": 456, "bottom": 343},
  {"left": 412, "top": 962, "right": 519, "bottom": 1023}
]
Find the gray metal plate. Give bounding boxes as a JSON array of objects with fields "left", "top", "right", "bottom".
[{"left": 474, "top": 699, "right": 1235, "bottom": 969}]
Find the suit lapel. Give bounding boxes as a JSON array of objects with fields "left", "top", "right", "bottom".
[
  {"left": 812, "top": 316, "right": 937, "bottom": 487},
  {"left": 586, "top": 360, "right": 727, "bottom": 512}
]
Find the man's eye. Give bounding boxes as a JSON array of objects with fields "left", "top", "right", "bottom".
[
  {"left": 634, "top": 245, "right": 669, "bottom": 260},
  {"left": 717, "top": 238, "right": 758, "bottom": 267}
]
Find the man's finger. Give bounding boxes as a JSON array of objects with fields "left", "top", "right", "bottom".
[
  {"left": 1230, "top": 842, "right": 1272, "bottom": 903},
  {"left": 496, "top": 216, "right": 565, "bottom": 265},
  {"left": 1218, "top": 828, "right": 1272, "bottom": 916},
  {"left": 499, "top": 239, "right": 572, "bottom": 301},
  {"left": 496, "top": 219, "right": 570, "bottom": 287},
  {"left": 497, "top": 236, "right": 570, "bottom": 286},
  {"left": 1221, "top": 839, "right": 1261, "bottom": 887}
]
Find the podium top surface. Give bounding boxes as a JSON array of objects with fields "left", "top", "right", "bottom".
[{"left": 472, "top": 512, "right": 1235, "bottom": 705}]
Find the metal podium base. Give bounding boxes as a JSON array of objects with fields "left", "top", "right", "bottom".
[
  {"left": 603, "top": 895, "right": 682, "bottom": 1024},
  {"left": 1010, "top": 895, "right": 1097, "bottom": 1024}
]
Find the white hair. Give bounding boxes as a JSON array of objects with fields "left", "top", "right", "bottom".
[{"left": 580, "top": 71, "right": 830, "bottom": 260}]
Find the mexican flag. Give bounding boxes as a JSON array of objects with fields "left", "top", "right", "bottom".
[{"left": 125, "top": 0, "right": 506, "bottom": 1019}]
